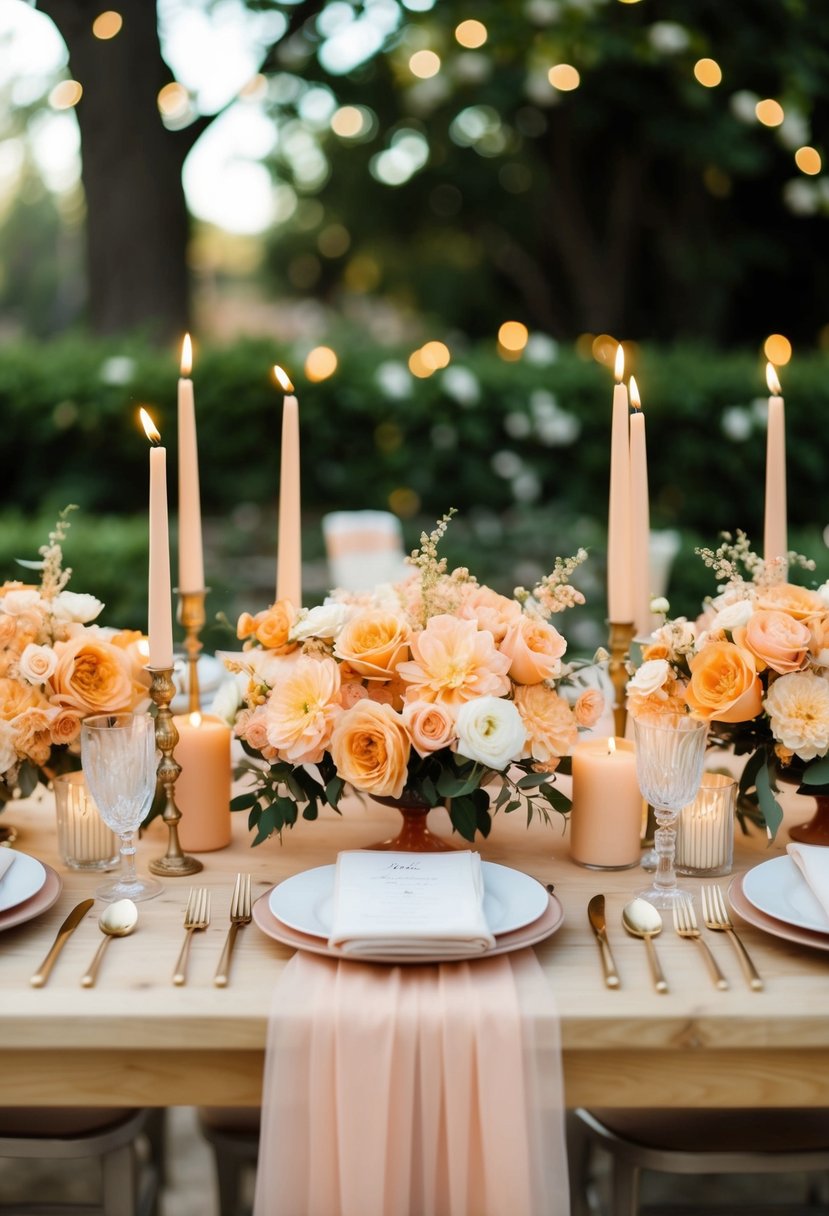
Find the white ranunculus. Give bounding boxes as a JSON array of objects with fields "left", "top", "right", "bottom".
[
  {"left": 290, "top": 602, "right": 351, "bottom": 642},
  {"left": 51, "top": 591, "right": 104, "bottom": 623},
  {"left": 626, "top": 658, "right": 671, "bottom": 698},
  {"left": 455, "top": 696, "right": 527, "bottom": 771},
  {"left": 710, "top": 599, "right": 754, "bottom": 633},
  {"left": 209, "top": 677, "right": 245, "bottom": 726},
  {"left": 1, "top": 590, "right": 42, "bottom": 615},
  {"left": 18, "top": 643, "right": 58, "bottom": 686}
]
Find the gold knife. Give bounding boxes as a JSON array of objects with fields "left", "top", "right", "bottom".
[
  {"left": 587, "top": 894, "right": 621, "bottom": 989},
  {"left": 30, "top": 898, "right": 95, "bottom": 988}
]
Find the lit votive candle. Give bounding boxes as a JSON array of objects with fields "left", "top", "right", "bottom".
[
  {"left": 570, "top": 737, "right": 643, "bottom": 869},
  {"left": 676, "top": 772, "right": 736, "bottom": 877},
  {"left": 172, "top": 712, "right": 232, "bottom": 851}
]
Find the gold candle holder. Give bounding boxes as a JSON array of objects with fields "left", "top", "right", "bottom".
[
  {"left": 147, "top": 666, "right": 203, "bottom": 877},
  {"left": 177, "top": 588, "right": 207, "bottom": 715},
  {"left": 608, "top": 619, "right": 635, "bottom": 738}
]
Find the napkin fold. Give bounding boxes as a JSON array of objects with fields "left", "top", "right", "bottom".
[
  {"left": 786, "top": 843, "right": 829, "bottom": 924},
  {"left": 0, "top": 850, "right": 16, "bottom": 883},
  {"left": 328, "top": 849, "right": 496, "bottom": 958}
]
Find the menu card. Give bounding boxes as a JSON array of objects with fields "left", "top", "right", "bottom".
[
  {"left": 328, "top": 850, "right": 496, "bottom": 957},
  {"left": 787, "top": 842, "right": 829, "bottom": 923}
]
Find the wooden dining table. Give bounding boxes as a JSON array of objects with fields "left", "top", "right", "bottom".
[{"left": 1, "top": 783, "right": 827, "bottom": 1111}]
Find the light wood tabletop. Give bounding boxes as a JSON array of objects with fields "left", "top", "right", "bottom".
[{"left": 1, "top": 784, "right": 827, "bottom": 1109}]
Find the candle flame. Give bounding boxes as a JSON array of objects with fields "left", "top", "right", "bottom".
[
  {"left": 629, "top": 374, "right": 641, "bottom": 411},
  {"left": 137, "top": 638, "right": 150, "bottom": 658},
  {"left": 766, "top": 362, "right": 782, "bottom": 395},
  {"left": 189, "top": 711, "right": 202, "bottom": 728},
  {"left": 273, "top": 365, "right": 295, "bottom": 394},
  {"left": 140, "top": 407, "right": 161, "bottom": 445},
  {"left": 180, "top": 333, "right": 193, "bottom": 376},
  {"left": 607, "top": 737, "right": 617, "bottom": 756},
  {"left": 614, "top": 343, "right": 624, "bottom": 383}
]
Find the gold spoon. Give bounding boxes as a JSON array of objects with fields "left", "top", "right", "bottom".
[
  {"left": 622, "top": 898, "right": 668, "bottom": 994},
  {"left": 81, "top": 898, "right": 138, "bottom": 988}
]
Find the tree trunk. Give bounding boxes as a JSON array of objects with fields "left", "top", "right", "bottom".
[{"left": 38, "top": 0, "right": 191, "bottom": 341}]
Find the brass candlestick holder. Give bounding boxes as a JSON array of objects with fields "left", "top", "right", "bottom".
[
  {"left": 147, "top": 666, "right": 203, "bottom": 877},
  {"left": 608, "top": 619, "right": 635, "bottom": 738},
  {"left": 177, "top": 588, "right": 207, "bottom": 714}
]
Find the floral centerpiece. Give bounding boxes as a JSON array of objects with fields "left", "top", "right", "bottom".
[
  {"left": 225, "top": 513, "right": 608, "bottom": 844},
  {"left": 626, "top": 530, "right": 829, "bottom": 838},
  {"left": 0, "top": 509, "right": 151, "bottom": 803}
]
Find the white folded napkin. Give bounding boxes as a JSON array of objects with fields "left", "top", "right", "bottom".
[
  {"left": 786, "top": 843, "right": 829, "bottom": 925},
  {"left": 328, "top": 849, "right": 496, "bottom": 958},
  {"left": 0, "top": 850, "right": 15, "bottom": 883}
]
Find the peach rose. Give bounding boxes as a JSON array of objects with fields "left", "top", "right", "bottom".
[
  {"left": 334, "top": 610, "right": 410, "bottom": 678},
  {"left": 402, "top": 700, "right": 456, "bottom": 757},
  {"left": 685, "top": 641, "right": 763, "bottom": 723},
  {"left": 18, "top": 643, "right": 58, "bottom": 686},
  {"left": 0, "top": 677, "right": 44, "bottom": 721},
  {"left": 573, "top": 687, "right": 605, "bottom": 728},
  {"left": 340, "top": 680, "right": 370, "bottom": 709},
  {"left": 499, "top": 616, "right": 567, "bottom": 685},
  {"left": 514, "top": 684, "right": 577, "bottom": 764},
  {"left": 456, "top": 585, "right": 522, "bottom": 643},
  {"left": 398, "top": 615, "right": 510, "bottom": 706},
  {"left": 366, "top": 674, "right": 408, "bottom": 710},
  {"left": 330, "top": 700, "right": 411, "bottom": 798},
  {"left": 13, "top": 706, "right": 54, "bottom": 766},
  {"left": 733, "top": 610, "right": 811, "bottom": 674},
  {"left": 49, "top": 636, "right": 140, "bottom": 715},
  {"left": 0, "top": 616, "right": 17, "bottom": 648},
  {"left": 49, "top": 708, "right": 83, "bottom": 747},
  {"left": 238, "top": 707, "right": 279, "bottom": 761},
  {"left": 756, "top": 583, "right": 826, "bottom": 622},
  {"left": 263, "top": 654, "right": 342, "bottom": 764}
]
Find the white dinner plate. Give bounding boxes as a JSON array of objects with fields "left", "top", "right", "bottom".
[
  {"left": 742, "top": 855, "right": 829, "bottom": 935},
  {"left": 269, "top": 860, "right": 550, "bottom": 941},
  {"left": 0, "top": 850, "right": 47, "bottom": 914}
]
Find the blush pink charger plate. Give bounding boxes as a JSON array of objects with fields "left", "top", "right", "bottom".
[
  {"left": 254, "top": 862, "right": 564, "bottom": 964},
  {"left": 0, "top": 856, "right": 62, "bottom": 932}
]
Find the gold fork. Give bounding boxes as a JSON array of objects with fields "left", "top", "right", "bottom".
[
  {"left": 672, "top": 897, "right": 728, "bottom": 990},
  {"left": 214, "top": 873, "right": 252, "bottom": 988},
  {"left": 701, "top": 885, "right": 763, "bottom": 991},
  {"left": 173, "top": 887, "right": 211, "bottom": 986}
]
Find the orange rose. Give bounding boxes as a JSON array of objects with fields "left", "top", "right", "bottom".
[
  {"left": 642, "top": 642, "right": 671, "bottom": 662},
  {"left": 733, "top": 610, "right": 810, "bottom": 674},
  {"left": 0, "top": 677, "right": 44, "bottom": 721},
  {"left": 499, "top": 616, "right": 567, "bottom": 685},
  {"left": 237, "top": 601, "right": 296, "bottom": 652},
  {"left": 330, "top": 700, "right": 411, "bottom": 798},
  {"left": 49, "top": 636, "right": 138, "bottom": 715},
  {"left": 685, "top": 641, "right": 762, "bottom": 723},
  {"left": 334, "top": 610, "right": 410, "bottom": 678}
]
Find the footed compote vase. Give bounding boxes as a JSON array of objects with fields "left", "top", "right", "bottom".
[
  {"left": 370, "top": 794, "right": 458, "bottom": 852},
  {"left": 788, "top": 793, "right": 829, "bottom": 846}
]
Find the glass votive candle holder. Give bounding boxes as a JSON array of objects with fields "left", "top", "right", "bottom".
[
  {"left": 675, "top": 771, "right": 736, "bottom": 877},
  {"left": 54, "top": 771, "right": 119, "bottom": 871}
]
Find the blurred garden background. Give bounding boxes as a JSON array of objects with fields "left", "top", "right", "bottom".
[{"left": 2, "top": 0, "right": 829, "bottom": 655}]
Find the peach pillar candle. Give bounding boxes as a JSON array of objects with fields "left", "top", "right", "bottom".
[
  {"left": 607, "top": 344, "right": 633, "bottom": 623},
  {"left": 173, "top": 712, "right": 232, "bottom": 851},
  {"left": 177, "top": 334, "right": 205, "bottom": 593},
  {"left": 141, "top": 408, "right": 174, "bottom": 669},
  {"left": 764, "top": 362, "right": 787, "bottom": 573},
  {"left": 274, "top": 365, "right": 302, "bottom": 607},
  {"left": 570, "top": 736, "right": 642, "bottom": 869},
  {"left": 629, "top": 376, "right": 652, "bottom": 638}
]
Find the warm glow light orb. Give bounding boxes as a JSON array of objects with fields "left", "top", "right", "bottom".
[
  {"left": 498, "top": 321, "right": 529, "bottom": 352},
  {"left": 764, "top": 334, "right": 792, "bottom": 367},
  {"left": 409, "top": 50, "right": 441, "bottom": 79},
  {"left": 455, "top": 19, "right": 487, "bottom": 49},
  {"left": 756, "top": 99, "right": 785, "bottom": 127},
  {"left": 795, "top": 146, "right": 822, "bottom": 175},
  {"left": 331, "top": 106, "right": 365, "bottom": 138},
  {"left": 420, "top": 341, "right": 451, "bottom": 370},
  {"left": 305, "top": 347, "right": 338, "bottom": 382},
  {"left": 408, "top": 349, "right": 433, "bottom": 378},
  {"left": 592, "top": 334, "right": 618, "bottom": 365},
  {"left": 92, "top": 10, "right": 123, "bottom": 39},
  {"left": 693, "top": 58, "right": 722, "bottom": 87},
  {"left": 548, "top": 64, "right": 580, "bottom": 91},
  {"left": 49, "top": 80, "right": 83, "bottom": 109},
  {"left": 157, "top": 82, "right": 189, "bottom": 118}
]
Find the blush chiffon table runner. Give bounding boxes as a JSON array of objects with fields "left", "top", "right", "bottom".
[{"left": 254, "top": 947, "right": 569, "bottom": 1216}]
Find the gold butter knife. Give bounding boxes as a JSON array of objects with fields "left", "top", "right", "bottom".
[
  {"left": 587, "top": 894, "right": 621, "bottom": 989},
  {"left": 30, "top": 898, "right": 94, "bottom": 988}
]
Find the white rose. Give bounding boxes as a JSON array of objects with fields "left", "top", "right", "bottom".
[
  {"left": 649, "top": 596, "right": 670, "bottom": 616},
  {"left": 209, "top": 677, "right": 244, "bottom": 726},
  {"left": 817, "top": 582, "right": 829, "bottom": 607},
  {"left": 627, "top": 658, "right": 671, "bottom": 698},
  {"left": 1, "top": 590, "right": 42, "bottom": 615},
  {"left": 455, "top": 696, "right": 527, "bottom": 771},
  {"left": 709, "top": 599, "right": 754, "bottom": 633},
  {"left": 51, "top": 591, "right": 105, "bottom": 624},
  {"left": 290, "top": 602, "right": 352, "bottom": 642},
  {"left": 0, "top": 720, "right": 16, "bottom": 773},
  {"left": 18, "top": 643, "right": 57, "bottom": 686}
]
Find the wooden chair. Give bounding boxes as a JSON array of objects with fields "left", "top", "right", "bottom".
[
  {"left": 0, "top": 1107, "right": 159, "bottom": 1215},
  {"left": 197, "top": 1107, "right": 260, "bottom": 1216},
  {"left": 568, "top": 1107, "right": 829, "bottom": 1216}
]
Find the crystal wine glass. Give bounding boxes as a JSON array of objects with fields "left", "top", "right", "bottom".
[
  {"left": 632, "top": 712, "right": 709, "bottom": 909},
  {"left": 80, "top": 712, "right": 162, "bottom": 902}
]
